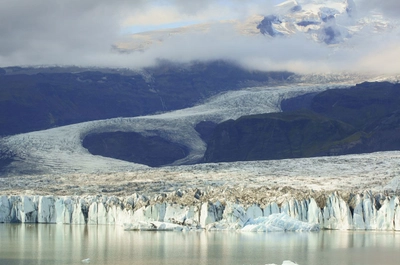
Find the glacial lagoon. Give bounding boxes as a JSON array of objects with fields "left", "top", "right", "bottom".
[{"left": 1, "top": 224, "right": 400, "bottom": 265}]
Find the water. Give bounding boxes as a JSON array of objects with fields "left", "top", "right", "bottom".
[{"left": 1, "top": 224, "right": 400, "bottom": 265}]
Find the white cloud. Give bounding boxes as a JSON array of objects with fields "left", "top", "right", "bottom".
[
  {"left": 358, "top": 0, "right": 400, "bottom": 17},
  {"left": 0, "top": 0, "right": 399, "bottom": 76},
  {"left": 121, "top": 0, "right": 275, "bottom": 31}
]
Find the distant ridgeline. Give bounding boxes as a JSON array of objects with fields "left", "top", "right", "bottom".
[
  {"left": 0, "top": 63, "right": 290, "bottom": 136},
  {"left": 204, "top": 81, "right": 400, "bottom": 162}
]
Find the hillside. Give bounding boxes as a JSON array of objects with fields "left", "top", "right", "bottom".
[
  {"left": 82, "top": 131, "right": 189, "bottom": 167},
  {"left": 204, "top": 82, "right": 400, "bottom": 162},
  {"left": 203, "top": 110, "right": 356, "bottom": 162},
  {"left": 1, "top": 78, "right": 339, "bottom": 175},
  {"left": 0, "top": 62, "right": 291, "bottom": 136}
]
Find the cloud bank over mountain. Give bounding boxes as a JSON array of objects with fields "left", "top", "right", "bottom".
[{"left": 0, "top": 0, "right": 399, "bottom": 74}]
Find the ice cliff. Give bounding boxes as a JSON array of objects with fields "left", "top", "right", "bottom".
[{"left": 1, "top": 190, "right": 400, "bottom": 231}]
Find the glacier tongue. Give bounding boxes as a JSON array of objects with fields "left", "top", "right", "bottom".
[{"left": 1, "top": 190, "right": 400, "bottom": 231}]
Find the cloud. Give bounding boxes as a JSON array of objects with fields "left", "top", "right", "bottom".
[
  {"left": 358, "top": 0, "right": 400, "bottom": 17},
  {"left": 0, "top": 0, "right": 399, "bottom": 76},
  {"left": 0, "top": 0, "right": 272, "bottom": 68},
  {"left": 0, "top": 0, "right": 266, "bottom": 66},
  {"left": 113, "top": 25, "right": 400, "bottom": 75},
  {"left": 121, "top": 0, "right": 275, "bottom": 30},
  {"left": 0, "top": 0, "right": 132, "bottom": 65}
]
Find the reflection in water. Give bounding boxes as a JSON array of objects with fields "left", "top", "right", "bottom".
[{"left": 1, "top": 224, "right": 400, "bottom": 265}]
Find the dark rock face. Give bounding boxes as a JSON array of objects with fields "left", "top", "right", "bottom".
[
  {"left": 310, "top": 82, "right": 400, "bottom": 130},
  {"left": 257, "top": 16, "right": 282, "bottom": 36},
  {"left": 336, "top": 111, "right": 400, "bottom": 154},
  {"left": 281, "top": 92, "right": 318, "bottom": 112},
  {"left": 204, "top": 82, "right": 400, "bottom": 163},
  {"left": 317, "top": 7, "right": 342, "bottom": 45},
  {"left": 307, "top": 82, "right": 400, "bottom": 155},
  {"left": 0, "top": 72, "right": 152, "bottom": 136},
  {"left": 82, "top": 131, "right": 189, "bottom": 167},
  {"left": 195, "top": 121, "right": 218, "bottom": 143},
  {"left": 203, "top": 110, "right": 355, "bottom": 162}
]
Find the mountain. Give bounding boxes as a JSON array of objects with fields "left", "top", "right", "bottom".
[
  {"left": 203, "top": 110, "right": 355, "bottom": 162},
  {"left": 309, "top": 82, "right": 400, "bottom": 130},
  {"left": 204, "top": 81, "right": 400, "bottom": 162},
  {"left": 1, "top": 0, "right": 400, "bottom": 174},
  {"left": 1, "top": 71, "right": 357, "bottom": 175},
  {"left": 115, "top": 0, "right": 395, "bottom": 53},
  {"left": 0, "top": 62, "right": 291, "bottom": 136},
  {"left": 1, "top": 60, "right": 399, "bottom": 174}
]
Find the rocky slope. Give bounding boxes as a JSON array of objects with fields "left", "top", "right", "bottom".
[
  {"left": 203, "top": 110, "right": 355, "bottom": 162},
  {"left": 204, "top": 82, "right": 400, "bottom": 162}
]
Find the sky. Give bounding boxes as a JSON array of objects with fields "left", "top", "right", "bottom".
[{"left": 0, "top": 0, "right": 399, "bottom": 74}]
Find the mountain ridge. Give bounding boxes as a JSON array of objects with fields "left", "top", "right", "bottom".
[{"left": 204, "top": 81, "right": 400, "bottom": 163}]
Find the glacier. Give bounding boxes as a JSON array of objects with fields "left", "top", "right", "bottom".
[
  {"left": 0, "top": 74, "right": 386, "bottom": 176},
  {"left": 1, "top": 75, "right": 400, "bottom": 232},
  {"left": 1, "top": 190, "right": 400, "bottom": 231},
  {"left": 1, "top": 72, "right": 400, "bottom": 235}
]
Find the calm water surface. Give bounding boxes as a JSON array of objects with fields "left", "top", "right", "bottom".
[{"left": 1, "top": 224, "right": 400, "bottom": 265}]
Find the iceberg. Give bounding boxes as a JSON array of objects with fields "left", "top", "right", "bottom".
[{"left": 241, "top": 213, "right": 320, "bottom": 232}]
